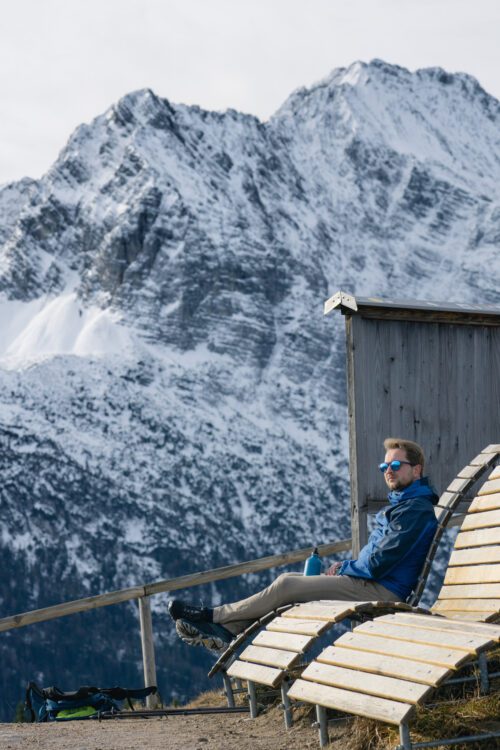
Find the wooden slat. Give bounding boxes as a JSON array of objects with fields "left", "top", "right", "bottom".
[
  {"left": 489, "top": 466, "right": 500, "bottom": 480},
  {"left": 440, "top": 611, "right": 497, "bottom": 622},
  {"left": 484, "top": 445, "right": 500, "bottom": 454},
  {"left": 253, "top": 630, "right": 314, "bottom": 652},
  {"left": 449, "top": 546, "right": 500, "bottom": 566},
  {"left": 318, "top": 646, "right": 448, "bottom": 686},
  {"left": 461, "top": 509, "right": 500, "bottom": 530},
  {"left": 455, "top": 527, "right": 500, "bottom": 548},
  {"left": 282, "top": 602, "right": 356, "bottom": 621},
  {"left": 471, "top": 452, "right": 497, "bottom": 466},
  {"left": 436, "top": 511, "right": 467, "bottom": 528},
  {"left": 438, "top": 583, "right": 500, "bottom": 599},
  {"left": 478, "top": 479, "right": 500, "bottom": 496},
  {"left": 431, "top": 599, "right": 500, "bottom": 613},
  {"left": 239, "top": 644, "right": 300, "bottom": 670},
  {"left": 302, "top": 662, "right": 432, "bottom": 704},
  {"left": 288, "top": 678, "right": 415, "bottom": 726},
  {"left": 227, "top": 659, "right": 283, "bottom": 688},
  {"left": 280, "top": 600, "right": 409, "bottom": 623},
  {"left": 380, "top": 613, "right": 500, "bottom": 640},
  {"left": 446, "top": 477, "right": 472, "bottom": 493},
  {"left": 444, "top": 564, "right": 500, "bottom": 585},
  {"left": 334, "top": 631, "right": 470, "bottom": 669},
  {"left": 355, "top": 620, "right": 492, "bottom": 652},
  {"left": 457, "top": 465, "right": 485, "bottom": 480},
  {"left": 469, "top": 493, "right": 500, "bottom": 513},
  {"left": 435, "top": 506, "right": 449, "bottom": 521},
  {"left": 266, "top": 617, "right": 329, "bottom": 636},
  {"left": 436, "top": 491, "right": 460, "bottom": 509}
]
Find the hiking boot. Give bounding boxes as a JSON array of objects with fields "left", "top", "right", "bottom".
[
  {"left": 168, "top": 599, "right": 213, "bottom": 623},
  {"left": 175, "top": 619, "right": 233, "bottom": 653}
]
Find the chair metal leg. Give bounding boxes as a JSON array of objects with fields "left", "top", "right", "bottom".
[
  {"left": 316, "top": 705, "right": 328, "bottom": 747},
  {"left": 281, "top": 680, "right": 292, "bottom": 729},
  {"left": 247, "top": 680, "right": 258, "bottom": 718},
  {"left": 478, "top": 652, "right": 490, "bottom": 695},
  {"left": 222, "top": 672, "right": 235, "bottom": 708},
  {"left": 399, "top": 722, "right": 412, "bottom": 750}
]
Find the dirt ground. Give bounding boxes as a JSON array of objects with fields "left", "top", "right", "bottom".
[{"left": 0, "top": 705, "right": 348, "bottom": 750}]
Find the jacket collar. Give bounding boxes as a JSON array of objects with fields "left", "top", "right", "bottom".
[{"left": 387, "top": 477, "right": 439, "bottom": 506}]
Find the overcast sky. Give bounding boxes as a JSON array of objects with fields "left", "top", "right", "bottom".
[{"left": 1, "top": 0, "right": 499, "bottom": 185}]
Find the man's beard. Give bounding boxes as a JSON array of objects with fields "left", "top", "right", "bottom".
[{"left": 388, "top": 476, "right": 414, "bottom": 491}]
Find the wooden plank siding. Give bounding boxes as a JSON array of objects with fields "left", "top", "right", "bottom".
[
  {"left": 333, "top": 297, "right": 500, "bottom": 553},
  {"left": 346, "top": 314, "right": 500, "bottom": 511}
]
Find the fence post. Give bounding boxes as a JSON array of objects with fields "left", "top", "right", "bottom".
[{"left": 138, "top": 596, "right": 159, "bottom": 708}]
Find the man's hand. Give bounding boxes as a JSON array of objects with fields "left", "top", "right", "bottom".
[{"left": 325, "top": 562, "right": 342, "bottom": 576}]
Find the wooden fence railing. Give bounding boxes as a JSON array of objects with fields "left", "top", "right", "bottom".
[{"left": 0, "top": 538, "right": 352, "bottom": 706}]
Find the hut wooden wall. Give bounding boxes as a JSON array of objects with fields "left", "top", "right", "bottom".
[{"left": 345, "top": 313, "right": 500, "bottom": 552}]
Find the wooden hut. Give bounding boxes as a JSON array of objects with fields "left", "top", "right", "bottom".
[{"left": 325, "top": 290, "right": 500, "bottom": 555}]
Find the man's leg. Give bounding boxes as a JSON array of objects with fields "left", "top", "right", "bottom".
[{"left": 213, "top": 572, "right": 400, "bottom": 634}]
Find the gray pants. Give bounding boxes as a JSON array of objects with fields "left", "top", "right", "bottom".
[{"left": 213, "top": 572, "right": 400, "bottom": 634}]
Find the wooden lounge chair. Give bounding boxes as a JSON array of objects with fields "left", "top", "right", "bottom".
[
  {"left": 287, "top": 447, "right": 500, "bottom": 748},
  {"left": 210, "top": 446, "right": 499, "bottom": 728}
]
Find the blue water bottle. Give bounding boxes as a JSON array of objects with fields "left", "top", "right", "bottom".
[{"left": 303, "top": 546, "right": 322, "bottom": 576}]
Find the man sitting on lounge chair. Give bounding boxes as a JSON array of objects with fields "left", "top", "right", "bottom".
[{"left": 169, "top": 437, "right": 439, "bottom": 650}]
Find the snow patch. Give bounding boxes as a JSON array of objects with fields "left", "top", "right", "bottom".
[{"left": 0, "top": 292, "right": 135, "bottom": 369}]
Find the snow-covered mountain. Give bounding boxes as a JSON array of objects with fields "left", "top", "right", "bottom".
[{"left": 0, "top": 59, "right": 499, "bottom": 716}]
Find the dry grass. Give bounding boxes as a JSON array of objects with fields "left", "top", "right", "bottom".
[
  {"left": 335, "top": 693, "right": 500, "bottom": 750},
  {"left": 184, "top": 688, "right": 235, "bottom": 709}
]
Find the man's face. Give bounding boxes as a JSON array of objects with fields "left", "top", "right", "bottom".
[{"left": 383, "top": 448, "right": 422, "bottom": 491}]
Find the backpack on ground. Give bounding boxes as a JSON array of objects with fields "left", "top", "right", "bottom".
[{"left": 25, "top": 681, "right": 157, "bottom": 722}]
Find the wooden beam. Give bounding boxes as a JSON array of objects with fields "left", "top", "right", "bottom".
[
  {"left": 144, "top": 539, "right": 352, "bottom": 597},
  {"left": 0, "top": 538, "right": 352, "bottom": 633},
  {"left": 346, "top": 315, "right": 367, "bottom": 556},
  {"left": 353, "top": 307, "right": 500, "bottom": 327},
  {"left": 0, "top": 585, "right": 146, "bottom": 633},
  {"left": 323, "top": 290, "right": 358, "bottom": 316},
  {"left": 138, "top": 596, "right": 159, "bottom": 708}
]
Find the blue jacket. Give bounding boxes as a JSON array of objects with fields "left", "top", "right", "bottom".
[{"left": 338, "top": 478, "right": 439, "bottom": 600}]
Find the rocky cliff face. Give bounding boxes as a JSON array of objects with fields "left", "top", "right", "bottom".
[{"left": 0, "top": 59, "right": 499, "bottom": 718}]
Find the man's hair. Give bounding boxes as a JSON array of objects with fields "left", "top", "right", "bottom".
[{"left": 383, "top": 437, "right": 425, "bottom": 473}]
